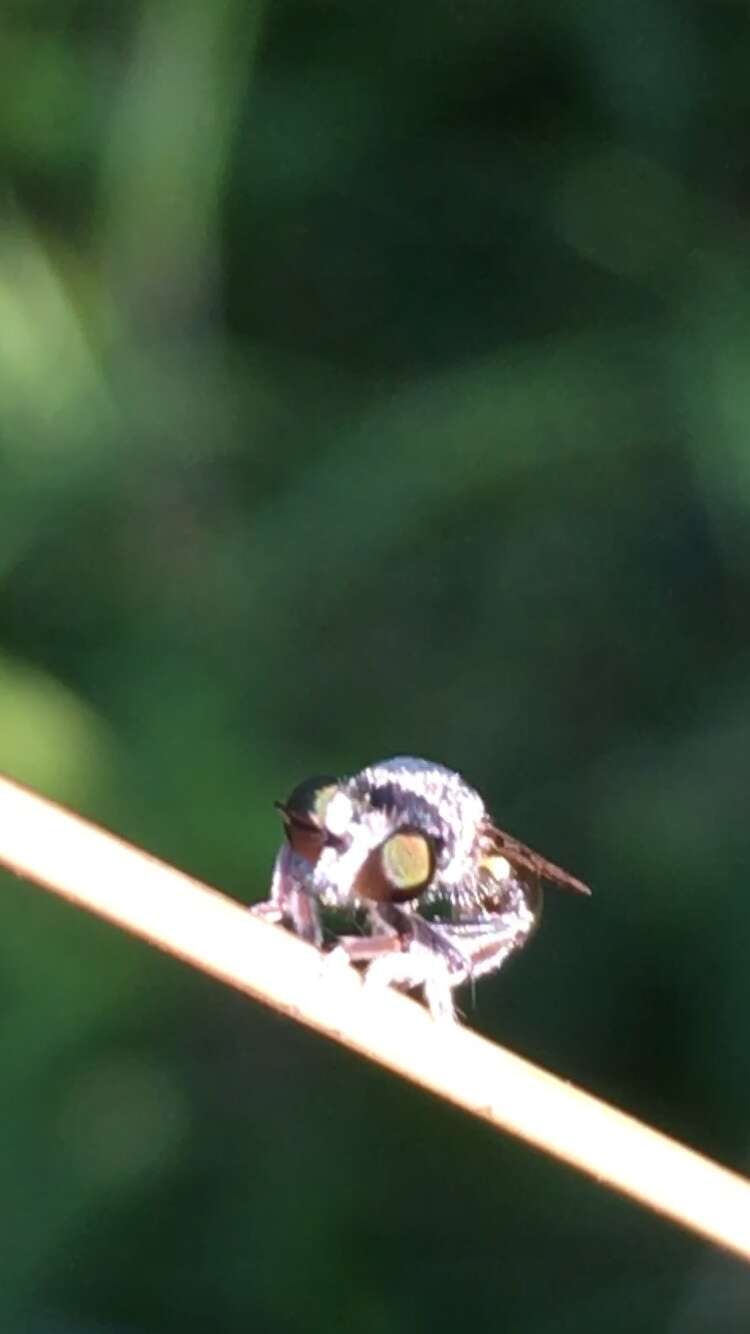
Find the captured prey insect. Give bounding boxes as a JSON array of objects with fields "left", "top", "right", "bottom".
[{"left": 253, "top": 757, "right": 590, "bottom": 1021}]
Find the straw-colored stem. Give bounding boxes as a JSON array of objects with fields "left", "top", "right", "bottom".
[{"left": 1, "top": 774, "right": 749, "bottom": 1260}]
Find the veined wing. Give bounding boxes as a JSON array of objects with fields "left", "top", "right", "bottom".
[{"left": 484, "top": 822, "right": 591, "bottom": 896}]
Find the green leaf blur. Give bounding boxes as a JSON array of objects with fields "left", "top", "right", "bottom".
[{"left": 1, "top": 2, "right": 749, "bottom": 1330}]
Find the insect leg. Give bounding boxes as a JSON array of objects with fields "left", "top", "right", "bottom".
[
  {"left": 351, "top": 906, "right": 470, "bottom": 1020},
  {"left": 330, "top": 933, "right": 404, "bottom": 964},
  {"left": 351, "top": 943, "right": 457, "bottom": 1020},
  {"left": 367, "top": 886, "right": 538, "bottom": 1014},
  {"left": 435, "top": 901, "right": 538, "bottom": 981},
  {"left": 252, "top": 845, "right": 323, "bottom": 947}
]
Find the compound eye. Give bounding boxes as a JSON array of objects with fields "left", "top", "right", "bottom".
[
  {"left": 355, "top": 828, "right": 435, "bottom": 904},
  {"left": 479, "top": 852, "right": 542, "bottom": 919},
  {"left": 277, "top": 775, "right": 338, "bottom": 861}
]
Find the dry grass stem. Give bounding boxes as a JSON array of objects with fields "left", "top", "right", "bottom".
[{"left": 1, "top": 774, "right": 749, "bottom": 1261}]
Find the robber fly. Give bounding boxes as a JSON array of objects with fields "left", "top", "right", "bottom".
[{"left": 253, "top": 757, "right": 590, "bottom": 1020}]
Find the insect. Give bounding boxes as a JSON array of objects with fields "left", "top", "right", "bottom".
[{"left": 254, "top": 757, "right": 590, "bottom": 1020}]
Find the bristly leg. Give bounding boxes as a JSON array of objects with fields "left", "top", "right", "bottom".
[
  {"left": 254, "top": 844, "right": 323, "bottom": 947},
  {"left": 329, "top": 902, "right": 536, "bottom": 1020}
]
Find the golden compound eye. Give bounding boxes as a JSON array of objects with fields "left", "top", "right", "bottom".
[
  {"left": 381, "top": 830, "right": 433, "bottom": 892},
  {"left": 477, "top": 852, "right": 514, "bottom": 911},
  {"left": 479, "top": 850, "right": 543, "bottom": 919},
  {"left": 354, "top": 828, "right": 435, "bottom": 904},
  {"left": 481, "top": 853, "right": 512, "bottom": 883}
]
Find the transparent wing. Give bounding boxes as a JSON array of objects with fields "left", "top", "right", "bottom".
[{"left": 484, "top": 821, "right": 591, "bottom": 896}]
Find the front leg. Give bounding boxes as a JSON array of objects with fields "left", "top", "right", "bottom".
[
  {"left": 331, "top": 908, "right": 469, "bottom": 1021},
  {"left": 252, "top": 844, "right": 323, "bottom": 947},
  {"left": 333, "top": 897, "right": 537, "bottom": 1020}
]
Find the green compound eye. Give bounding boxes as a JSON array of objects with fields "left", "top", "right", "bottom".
[
  {"left": 277, "top": 776, "right": 338, "bottom": 862},
  {"left": 381, "top": 830, "right": 433, "bottom": 891},
  {"left": 281, "top": 776, "right": 338, "bottom": 830},
  {"left": 307, "top": 781, "right": 338, "bottom": 830}
]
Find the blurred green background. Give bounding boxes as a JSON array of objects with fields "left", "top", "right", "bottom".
[{"left": 2, "top": 1, "right": 750, "bottom": 1330}]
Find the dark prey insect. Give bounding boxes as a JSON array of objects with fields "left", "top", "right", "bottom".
[{"left": 254, "top": 757, "right": 590, "bottom": 1020}]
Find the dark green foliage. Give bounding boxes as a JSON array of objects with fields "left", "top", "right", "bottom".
[{"left": 2, "top": 1, "right": 750, "bottom": 1329}]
